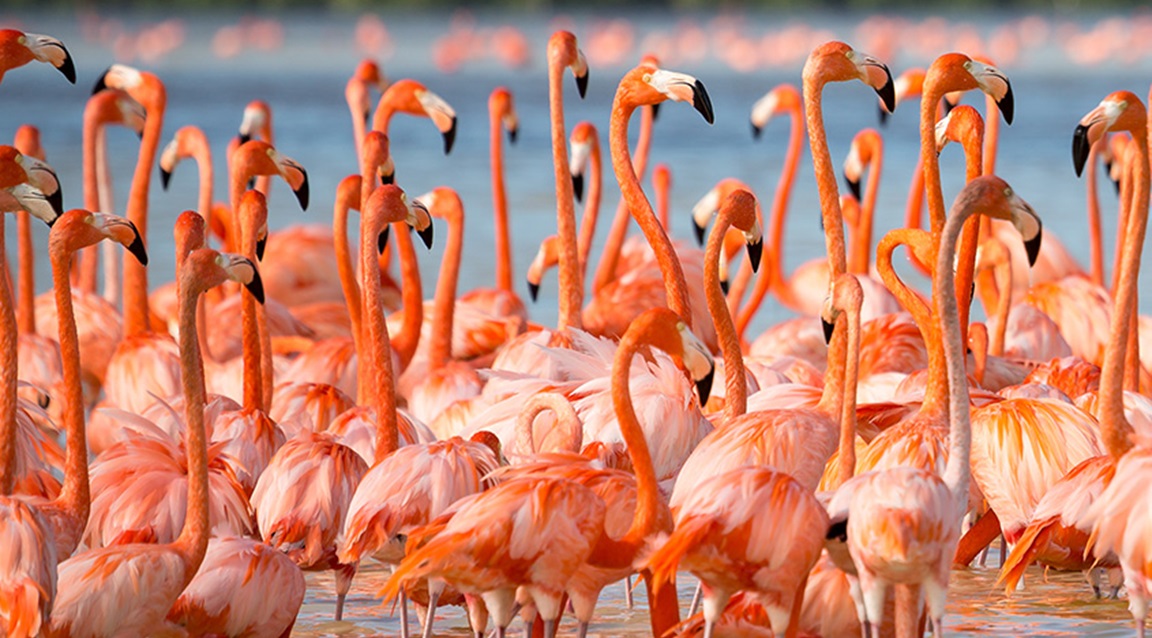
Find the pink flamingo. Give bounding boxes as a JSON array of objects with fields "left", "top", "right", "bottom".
[
  {"left": 346, "top": 58, "right": 387, "bottom": 158},
  {"left": 46, "top": 248, "right": 262, "bottom": 637},
  {"left": 0, "top": 29, "right": 75, "bottom": 84}
]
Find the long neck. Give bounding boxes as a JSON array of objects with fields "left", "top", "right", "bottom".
[
  {"left": 902, "top": 155, "right": 930, "bottom": 280},
  {"left": 837, "top": 291, "right": 861, "bottom": 486},
  {"left": 240, "top": 217, "right": 262, "bottom": 412},
  {"left": 15, "top": 211, "right": 33, "bottom": 334},
  {"left": 920, "top": 89, "right": 947, "bottom": 240},
  {"left": 705, "top": 217, "right": 746, "bottom": 420},
  {"left": 936, "top": 206, "right": 975, "bottom": 511},
  {"left": 1086, "top": 144, "right": 1105, "bottom": 287},
  {"left": 850, "top": 145, "right": 882, "bottom": 275},
  {"left": 954, "top": 129, "right": 985, "bottom": 352},
  {"left": 989, "top": 251, "right": 1011, "bottom": 357},
  {"left": 516, "top": 394, "right": 582, "bottom": 455},
  {"left": 78, "top": 121, "right": 103, "bottom": 295},
  {"left": 982, "top": 94, "right": 1000, "bottom": 176},
  {"left": 49, "top": 243, "right": 89, "bottom": 525},
  {"left": 1112, "top": 155, "right": 1133, "bottom": 294},
  {"left": 576, "top": 141, "right": 603, "bottom": 271},
  {"left": 430, "top": 206, "right": 462, "bottom": 369},
  {"left": 364, "top": 221, "right": 399, "bottom": 462},
  {"left": 195, "top": 143, "right": 214, "bottom": 237},
  {"left": 803, "top": 76, "right": 847, "bottom": 419},
  {"left": 765, "top": 105, "right": 805, "bottom": 310},
  {"left": 97, "top": 130, "right": 119, "bottom": 303},
  {"left": 390, "top": 227, "right": 422, "bottom": 370},
  {"left": 877, "top": 229, "right": 947, "bottom": 415},
  {"left": 123, "top": 102, "right": 163, "bottom": 337},
  {"left": 1098, "top": 122, "right": 1149, "bottom": 460},
  {"left": 0, "top": 221, "right": 17, "bottom": 494},
  {"left": 613, "top": 334, "right": 662, "bottom": 546},
  {"left": 173, "top": 278, "right": 210, "bottom": 583},
  {"left": 549, "top": 60, "right": 583, "bottom": 331},
  {"left": 610, "top": 100, "right": 691, "bottom": 325},
  {"left": 334, "top": 182, "right": 364, "bottom": 402},
  {"left": 594, "top": 106, "right": 654, "bottom": 294},
  {"left": 490, "top": 110, "right": 513, "bottom": 292}
]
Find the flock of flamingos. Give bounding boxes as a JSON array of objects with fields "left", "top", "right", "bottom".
[{"left": 0, "top": 19, "right": 1150, "bottom": 638}]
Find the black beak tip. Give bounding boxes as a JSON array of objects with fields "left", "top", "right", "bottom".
[
  {"left": 443, "top": 117, "right": 457, "bottom": 155},
  {"left": 127, "top": 228, "right": 148, "bottom": 266},
  {"left": 256, "top": 236, "right": 267, "bottom": 261},
  {"left": 380, "top": 171, "right": 395, "bottom": 186},
  {"left": 826, "top": 519, "right": 848, "bottom": 542},
  {"left": 575, "top": 71, "right": 589, "bottom": 99},
  {"left": 719, "top": 278, "right": 729, "bottom": 295},
  {"left": 845, "top": 175, "right": 862, "bottom": 201},
  {"left": 692, "top": 80, "right": 715, "bottom": 125},
  {"left": 572, "top": 173, "right": 584, "bottom": 204},
  {"left": 747, "top": 238, "right": 763, "bottom": 273},
  {"left": 417, "top": 223, "right": 434, "bottom": 250},
  {"left": 527, "top": 280, "right": 540, "bottom": 302},
  {"left": 878, "top": 103, "right": 890, "bottom": 126},
  {"left": 1072, "top": 124, "right": 1090, "bottom": 178},
  {"left": 696, "top": 364, "right": 715, "bottom": 407},
  {"left": 293, "top": 171, "right": 310, "bottom": 211},
  {"left": 876, "top": 70, "right": 896, "bottom": 117},
  {"left": 47, "top": 189, "right": 63, "bottom": 217},
  {"left": 90, "top": 67, "right": 111, "bottom": 95},
  {"left": 57, "top": 48, "right": 76, "bottom": 84},
  {"left": 998, "top": 85, "right": 1015, "bottom": 126},
  {"left": 692, "top": 219, "right": 707, "bottom": 246},
  {"left": 822, "top": 317, "right": 836, "bottom": 344},
  {"left": 159, "top": 167, "right": 172, "bottom": 191},
  {"left": 751, "top": 122, "right": 762, "bottom": 140},
  {"left": 1024, "top": 230, "right": 1042, "bottom": 268},
  {"left": 378, "top": 225, "right": 390, "bottom": 254},
  {"left": 651, "top": 101, "right": 662, "bottom": 121},
  {"left": 236, "top": 132, "right": 251, "bottom": 146},
  {"left": 246, "top": 269, "right": 265, "bottom": 305},
  {"left": 508, "top": 126, "right": 518, "bottom": 145}
]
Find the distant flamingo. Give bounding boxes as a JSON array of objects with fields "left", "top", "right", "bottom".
[
  {"left": 47, "top": 248, "right": 263, "bottom": 637},
  {"left": 346, "top": 58, "right": 387, "bottom": 158}
]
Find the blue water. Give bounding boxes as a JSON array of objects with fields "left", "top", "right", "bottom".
[{"left": 0, "top": 7, "right": 1145, "bottom": 635}]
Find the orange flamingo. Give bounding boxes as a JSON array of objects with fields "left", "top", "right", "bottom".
[
  {"left": 346, "top": 58, "right": 387, "bottom": 159},
  {"left": 0, "top": 29, "right": 74, "bottom": 85},
  {"left": 841, "top": 176, "right": 1040, "bottom": 638},
  {"left": 46, "top": 248, "right": 262, "bottom": 637},
  {"left": 387, "top": 308, "right": 714, "bottom": 638},
  {"left": 456, "top": 86, "right": 527, "bottom": 322}
]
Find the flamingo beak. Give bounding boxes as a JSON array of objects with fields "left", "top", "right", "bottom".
[
  {"left": 872, "top": 66, "right": 896, "bottom": 116},
  {"left": 256, "top": 235, "right": 267, "bottom": 261},
  {"left": 746, "top": 235, "right": 763, "bottom": 274},
  {"left": 222, "top": 254, "right": 265, "bottom": 305},
  {"left": 527, "top": 280, "right": 540, "bottom": 302},
  {"left": 822, "top": 316, "right": 836, "bottom": 344},
  {"left": 692, "top": 80, "right": 714, "bottom": 125},
  {"left": 575, "top": 70, "right": 589, "bottom": 99},
  {"left": 91, "top": 66, "right": 111, "bottom": 95},
  {"left": 693, "top": 217, "right": 707, "bottom": 246},
  {"left": 378, "top": 225, "right": 390, "bottom": 254},
  {"left": 678, "top": 323, "right": 715, "bottom": 406},
  {"left": 508, "top": 125, "right": 518, "bottom": 145},
  {"left": 572, "top": 172, "right": 584, "bottom": 204},
  {"left": 160, "top": 167, "right": 172, "bottom": 190},
  {"left": 751, "top": 121, "right": 762, "bottom": 139},
  {"left": 97, "top": 214, "right": 149, "bottom": 266},
  {"left": 442, "top": 116, "right": 457, "bottom": 155},
  {"left": 27, "top": 34, "right": 77, "bottom": 84},
  {"left": 696, "top": 365, "right": 715, "bottom": 407},
  {"left": 826, "top": 518, "right": 848, "bottom": 542},
  {"left": 125, "top": 225, "right": 148, "bottom": 266},
  {"left": 291, "top": 166, "right": 310, "bottom": 211},
  {"left": 651, "top": 102, "right": 661, "bottom": 121},
  {"left": 1072, "top": 124, "right": 1093, "bottom": 177},
  {"left": 844, "top": 174, "right": 862, "bottom": 201}
]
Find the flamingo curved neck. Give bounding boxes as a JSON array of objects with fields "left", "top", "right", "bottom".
[
  {"left": 362, "top": 211, "right": 401, "bottom": 462},
  {"left": 430, "top": 200, "right": 463, "bottom": 369},
  {"left": 0, "top": 223, "right": 17, "bottom": 493},
  {"left": 705, "top": 215, "right": 746, "bottom": 420},
  {"left": 123, "top": 100, "right": 164, "bottom": 337},
  {"left": 174, "top": 274, "right": 210, "bottom": 584},
  {"left": 390, "top": 227, "right": 423, "bottom": 371},
  {"left": 576, "top": 138, "right": 603, "bottom": 273},
  {"left": 593, "top": 107, "right": 653, "bottom": 294},
  {"left": 609, "top": 100, "right": 691, "bottom": 326},
  {"left": 548, "top": 59, "right": 583, "bottom": 332},
  {"left": 612, "top": 332, "right": 662, "bottom": 548}
]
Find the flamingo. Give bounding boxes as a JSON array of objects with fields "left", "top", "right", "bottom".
[
  {"left": 834, "top": 176, "right": 1040, "bottom": 638},
  {"left": 346, "top": 58, "right": 387, "bottom": 159},
  {"left": 0, "top": 29, "right": 75, "bottom": 85},
  {"left": 387, "top": 308, "right": 714, "bottom": 638},
  {"left": 252, "top": 184, "right": 430, "bottom": 621},
  {"left": 1001, "top": 91, "right": 1152, "bottom": 626},
  {"left": 455, "top": 86, "right": 527, "bottom": 322},
  {"left": 46, "top": 248, "right": 263, "bottom": 638}
]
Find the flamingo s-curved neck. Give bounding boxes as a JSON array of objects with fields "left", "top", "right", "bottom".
[
  {"left": 390, "top": 226, "right": 423, "bottom": 371},
  {"left": 429, "top": 192, "right": 463, "bottom": 370},
  {"left": 174, "top": 266, "right": 211, "bottom": 584},
  {"left": 609, "top": 99, "right": 692, "bottom": 325},
  {"left": 490, "top": 104, "right": 513, "bottom": 293},
  {"left": 705, "top": 213, "right": 746, "bottom": 420},
  {"left": 612, "top": 329, "right": 662, "bottom": 548},
  {"left": 593, "top": 106, "right": 652, "bottom": 294}
]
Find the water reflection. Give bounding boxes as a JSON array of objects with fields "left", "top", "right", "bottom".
[{"left": 292, "top": 560, "right": 1134, "bottom": 636}]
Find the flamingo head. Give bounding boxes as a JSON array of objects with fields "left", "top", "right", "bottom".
[
  {"left": 1074, "top": 91, "right": 1143, "bottom": 178},
  {"left": 804, "top": 42, "right": 895, "bottom": 116},
  {"left": 236, "top": 100, "right": 272, "bottom": 145},
  {"left": 749, "top": 83, "right": 799, "bottom": 139},
  {"left": 525, "top": 235, "right": 561, "bottom": 303},
  {"left": 569, "top": 122, "right": 598, "bottom": 203},
  {"left": 490, "top": 87, "right": 519, "bottom": 144},
  {"left": 618, "top": 65, "right": 713, "bottom": 125},
  {"left": 3, "top": 30, "right": 75, "bottom": 84},
  {"left": 549, "top": 30, "right": 589, "bottom": 98}
]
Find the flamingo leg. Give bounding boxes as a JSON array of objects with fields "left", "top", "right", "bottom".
[
  {"left": 624, "top": 575, "right": 634, "bottom": 609},
  {"left": 421, "top": 584, "right": 441, "bottom": 638},
  {"left": 689, "top": 581, "right": 703, "bottom": 616},
  {"left": 400, "top": 589, "right": 410, "bottom": 638}
]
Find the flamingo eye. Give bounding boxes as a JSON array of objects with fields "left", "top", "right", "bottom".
[{"left": 642, "top": 73, "right": 652, "bottom": 84}]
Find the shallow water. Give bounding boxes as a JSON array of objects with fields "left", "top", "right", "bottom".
[{"left": 290, "top": 558, "right": 1135, "bottom": 636}]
